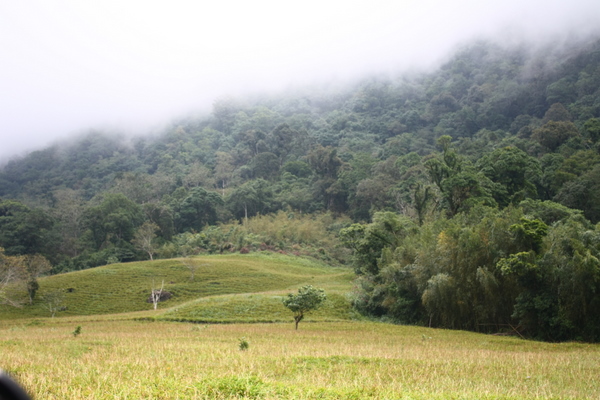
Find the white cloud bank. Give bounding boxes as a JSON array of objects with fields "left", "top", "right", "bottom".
[{"left": 0, "top": 0, "right": 599, "bottom": 160}]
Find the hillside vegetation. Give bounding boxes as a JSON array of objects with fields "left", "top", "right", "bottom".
[
  {"left": 0, "top": 253, "right": 354, "bottom": 322},
  {"left": 2, "top": 34, "right": 600, "bottom": 341}
]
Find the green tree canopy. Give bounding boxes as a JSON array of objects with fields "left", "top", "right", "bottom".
[
  {"left": 282, "top": 285, "right": 327, "bottom": 330},
  {"left": 477, "top": 146, "right": 540, "bottom": 207},
  {"left": 175, "top": 187, "right": 223, "bottom": 232},
  {"left": 0, "top": 200, "right": 56, "bottom": 260},
  {"left": 81, "top": 193, "right": 144, "bottom": 249},
  {"left": 532, "top": 121, "right": 580, "bottom": 151},
  {"left": 226, "top": 179, "right": 275, "bottom": 221}
]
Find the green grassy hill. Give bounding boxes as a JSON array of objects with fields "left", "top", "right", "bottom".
[{"left": 0, "top": 253, "right": 356, "bottom": 322}]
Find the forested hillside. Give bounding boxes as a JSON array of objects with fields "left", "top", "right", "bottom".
[{"left": 1, "top": 35, "right": 600, "bottom": 341}]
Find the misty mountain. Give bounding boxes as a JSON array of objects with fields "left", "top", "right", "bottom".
[
  {"left": 0, "top": 34, "right": 598, "bottom": 244},
  {"left": 2, "top": 34, "right": 600, "bottom": 341},
  {"left": 1, "top": 35, "right": 599, "bottom": 203}
]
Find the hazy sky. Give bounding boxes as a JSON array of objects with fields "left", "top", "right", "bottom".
[{"left": 1, "top": 0, "right": 599, "bottom": 162}]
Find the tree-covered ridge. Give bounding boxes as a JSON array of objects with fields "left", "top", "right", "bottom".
[{"left": 1, "top": 35, "right": 600, "bottom": 341}]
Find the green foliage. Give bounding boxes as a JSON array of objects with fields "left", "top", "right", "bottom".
[
  {"left": 344, "top": 205, "right": 600, "bottom": 341},
  {"left": 422, "top": 273, "right": 459, "bottom": 328},
  {"left": 81, "top": 193, "right": 144, "bottom": 251},
  {"left": 554, "top": 164, "right": 600, "bottom": 223},
  {"left": 477, "top": 146, "right": 540, "bottom": 207},
  {"left": 532, "top": 121, "right": 580, "bottom": 151},
  {"left": 441, "top": 170, "right": 496, "bottom": 215},
  {"left": 24, "top": 254, "right": 52, "bottom": 304},
  {"left": 542, "top": 103, "right": 573, "bottom": 123},
  {"left": 519, "top": 218, "right": 600, "bottom": 341},
  {"left": 583, "top": 117, "right": 600, "bottom": 142},
  {"left": 226, "top": 179, "right": 275, "bottom": 220},
  {"left": 281, "top": 160, "right": 312, "bottom": 178},
  {"left": 166, "top": 210, "right": 349, "bottom": 263},
  {"left": 340, "top": 212, "right": 417, "bottom": 274},
  {"left": 200, "top": 375, "right": 266, "bottom": 399},
  {"left": 251, "top": 152, "right": 280, "bottom": 180},
  {"left": 518, "top": 199, "right": 583, "bottom": 225},
  {"left": 0, "top": 200, "right": 56, "bottom": 260},
  {"left": 174, "top": 187, "right": 223, "bottom": 232},
  {"left": 238, "top": 337, "right": 249, "bottom": 351},
  {"left": 72, "top": 325, "right": 82, "bottom": 337},
  {"left": 497, "top": 251, "right": 538, "bottom": 281},
  {"left": 282, "top": 285, "right": 327, "bottom": 329},
  {"left": 508, "top": 217, "right": 548, "bottom": 254}
]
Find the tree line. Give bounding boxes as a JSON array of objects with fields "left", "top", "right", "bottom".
[{"left": 341, "top": 204, "right": 600, "bottom": 342}]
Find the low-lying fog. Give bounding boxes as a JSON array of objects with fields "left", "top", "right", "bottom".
[{"left": 0, "top": 0, "right": 598, "bottom": 161}]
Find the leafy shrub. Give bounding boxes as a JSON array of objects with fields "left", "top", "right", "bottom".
[
  {"left": 238, "top": 337, "right": 249, "bottom": 351},
  {"left": 72, "top": 326, "right": 82, "bottom": 337}
]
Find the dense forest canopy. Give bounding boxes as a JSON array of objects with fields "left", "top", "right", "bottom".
[{"left": 2, "top": 35, "right": 600, "bottom": 341}]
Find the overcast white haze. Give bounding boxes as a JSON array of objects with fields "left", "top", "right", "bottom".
[{"left": 1, "top": 0, "right": 599, "bottom": 162}]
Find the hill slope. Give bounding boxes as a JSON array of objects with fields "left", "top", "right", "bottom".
[{"left": 0, "top": 253, "right": 354, "bottom": 321}]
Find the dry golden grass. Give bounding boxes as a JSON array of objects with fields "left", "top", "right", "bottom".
[{"left": 1, "top": 318, "right": 598, "bottom": 399}]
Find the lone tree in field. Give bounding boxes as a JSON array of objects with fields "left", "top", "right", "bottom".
[
  {"left": 40, "top": 289, "right": 64, "bottom": 318},
  {"left": 24, "top": 254, "right": 52, "bottom": 304},
  {"left": 282, "top": 285, "right": 326, "bottom": 330},
  {"left": 149, "top": 280, "right": 165, "bottom": 310},
  {"left": 0, "top": 249, "right": 25, "bottom": 307}
]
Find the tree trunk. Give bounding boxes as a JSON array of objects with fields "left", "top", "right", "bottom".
[
  {"left": 294, "top": 313, "right": 303, "bottom": 330},
  {"left": 151, "top": 280, "right": 164, "bottom": 310}
]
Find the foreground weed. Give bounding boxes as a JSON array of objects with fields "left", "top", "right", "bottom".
[
  {"left": 199, "top": 376, "right": 266, "bottom": 399},
  {"left": 238, "top": 337, "right": 250, "bottom": 351},
  {"left": 72, "top": 326, "right": 82, "bottom": 337}
]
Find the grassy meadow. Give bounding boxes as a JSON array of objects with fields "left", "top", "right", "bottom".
[
  {"left": 1, "top": 253, "right": 599, "bottom": 399},
  {"left": 2, "top": 318, "right": 599, "bottom": 399}
]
